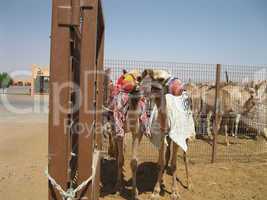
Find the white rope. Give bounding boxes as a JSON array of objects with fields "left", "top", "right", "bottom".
[
  {"left": 102, "top": 105, "right": 113, "bottom": 112},
  {"left": 45, "top": 169, "right": 93, "bottom": 200}
]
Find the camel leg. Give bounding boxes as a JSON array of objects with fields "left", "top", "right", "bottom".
[
  {"left": 234, "top": 114, "right": 241, "bottom": 138},
  {"left": 207, "top": 111, "right": 213, "bottom": 140},
  {"left": 183, "top": 150, "right": 192, "bottom": 191},
  {"left": 151, "top": 136, "right": 166, "bottom": 200},
  {"left": 114, "top": 137, "right": 124, "bottom": 193},
  {"left": 195, "top": 113, "right": 200, "bottom": 135},
  {"left": 170, "top": 142, "right": 180, "bottom": 200},
  {"left": 264, "top": 128, "right": 267, "bottom": 140},
  {"left": 165, "top": 136, "right": 171, "bottom": 170},
  {"left": 108, "top": 131, "right": 117, "bottom": 158},
  {"left": 131, "top": 132, "right": 142, "bottom": 200},
  {"left": 225, "top": 124, "right": 230, "bottom": 146}
]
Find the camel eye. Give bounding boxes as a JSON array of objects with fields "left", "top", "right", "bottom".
[
  {"left": 157, "top": 78, "right": 165, "bottom": 84},
  {"left": 136, "top": 76, "right": 141, "bottom": 82}
]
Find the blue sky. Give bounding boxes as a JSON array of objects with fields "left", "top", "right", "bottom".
[{"left": 1, "top": 0, "right": 267, "bottom": 72}]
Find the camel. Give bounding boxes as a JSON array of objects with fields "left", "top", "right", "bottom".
[
  {"left": 241, "top": 94, "right": 267, "bottom": 139},
  {"left": 254, "top": 80, "right": 267, "bottom": 100},
  {"left": 105, "top": 69, "right": 194, "bottom": 199},
  {"left": 184, "top": 83, "right": 210, "bottom": 136},
  {"left": 104, "top": 69, "right": 150, "bottom": 199},
  {"left": 140, "top": 69, "right": 194, "bottom": 200},
  {"left": 185, "top": 81, "right": 258, "bottom": 145}
]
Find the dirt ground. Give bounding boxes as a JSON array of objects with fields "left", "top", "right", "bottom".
[
  {"left": 0, "top": 94, "right": 48, "bottom": 200},
  {"left": 100, "top": 157, "right": 267, "bottom": 200},
  {"left": 0, "top": 120, "right": 48, "bottom": 200},
  {"left": 0, "top": 94, "right": 267, "bottom": 200},
  {"left": 100, "top": 133, "right": 267, "bottom": 200}
]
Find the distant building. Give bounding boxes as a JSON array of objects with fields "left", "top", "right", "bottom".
[
  {"left": 31, "top": 64, "right": 50, "bottom": 96},
  {"left": 13, "top": 80, "right": 31, "bottom": 86}
]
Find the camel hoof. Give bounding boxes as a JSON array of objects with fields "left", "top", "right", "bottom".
[
  {"left": 150, "top": 192, "right": 160, "bottom": 200},
  {"left": 187, "top": 183, "right": 193, "bottom": 191},
  {"left": 112, "top": 183, "right": 123, "bottom": 195},
  {"left": 133, "top": 195, "right": 141, "bottom": 200},
  {"left": 170, "top": 192, "right": 181, "bottom": 200},
  {"left": 132, "top": 189, "right": 140, "bottom": 200}
]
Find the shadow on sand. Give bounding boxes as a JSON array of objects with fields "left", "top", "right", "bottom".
[{"left": 100, "top": 159, "right": 159, "bottom": 199}]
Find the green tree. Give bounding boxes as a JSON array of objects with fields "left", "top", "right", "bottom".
[
  {"left": 0, "top": 72, "right": 12, "bottom": 88},
  {"left": 0, "top": 73, "right": 2, "bottom": 88}
]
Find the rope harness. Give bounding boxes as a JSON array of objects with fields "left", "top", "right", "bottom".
[{"left": 45, "top": 167, "right": 94, "bottom": 200}]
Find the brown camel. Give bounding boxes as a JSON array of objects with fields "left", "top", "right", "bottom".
[{"left": 104, "top": 69, "right": 148, "bottom": 199}]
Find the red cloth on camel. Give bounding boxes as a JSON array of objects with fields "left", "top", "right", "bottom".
[{"left": 108, "top": 74, "right": 150, "bottom": 138}]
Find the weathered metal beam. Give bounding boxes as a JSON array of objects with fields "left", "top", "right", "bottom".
[
  {"left": 49, "top": 0, "right": 71, "bottom": 199},
  {"left": 95, "top": 26, "right": 105, "bottom": 150},
  {"left": 77, "top": 0, "right": 98, "bottom": 199},
  {"left": 72, "top": 0, "right": 81, "bottom": 26},
  {"left": 57, "top": 0, "right": 81, "bottom": 26},
  {"left": 57, "top": 6, "right": 72, "bottom": 26},
  {"left": 98, "top": 0, "right": 105, "bottom": 30},
  {"left": 80, "top": 0, "right": 96, "bottom": 9}
]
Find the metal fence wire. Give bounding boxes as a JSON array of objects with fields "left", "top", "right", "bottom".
[{"left": 103, "top": 59, "right": 267, "bottom": 163}]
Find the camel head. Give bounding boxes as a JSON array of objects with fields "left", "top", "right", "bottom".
[
  {"left": 140, "top": 69, "right": 171, "bottom": 96},
  {"left": 117, "top": 69, "right": 142, "bottom": 93},
  {"left": 242, "top": 90, "right": 260, "bottom": 114}
]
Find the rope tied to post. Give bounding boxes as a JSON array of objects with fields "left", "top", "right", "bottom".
[{"left": 45, "top": 169, "right": 93, "bottom": 200}]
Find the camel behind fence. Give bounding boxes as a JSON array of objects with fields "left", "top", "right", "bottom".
[{"left": 102, "top": 59, "right": 267, "bottom": 164}]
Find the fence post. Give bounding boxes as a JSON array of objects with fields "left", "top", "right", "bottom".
[
  {"left": 48, "top": 0, "right": 71, "bottom": 199},
  {"left": 78, "top": 1, "right": 99, "bottom": 200},
  {"left": 212, "top": 64, "right": 221, "bottom": 163},
  {"left": 95, "top": 29, "right": 105, "bottom": 150}
]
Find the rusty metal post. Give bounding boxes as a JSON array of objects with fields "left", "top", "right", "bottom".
[
  {"left": 48, "top": 0, "right": 71, "bottom": 199},
  {"left": 77, "top": 0, "right": 98, "bottom": 199},
  {"left": 212, "top": 64, "right": 221, "bottom": 163},
  {"left": 95, "top": 17, "right": 105, "bottom": 150}
]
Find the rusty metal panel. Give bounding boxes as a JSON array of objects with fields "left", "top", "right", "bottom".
[
  {"left": 71, "top": 0, "right": 81, "bottom": 26},
  {"left": 80, "top": 0, "right": 96, "bottom": 8},
  {"left": 77, "top": 0, "right": 98, "bottom": 199},
  {"left": 57, "top": 0, "right": 80, "bottom": 26},
  {"left": 57, "top": 6, "right": 72, "bottom": 26},
  {"left": 49, "top": 0, "right": 72, "bottom": 200}
]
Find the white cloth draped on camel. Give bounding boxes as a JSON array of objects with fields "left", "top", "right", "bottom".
[{"left": 149, "top": 92, "right": 196, "bottom": 152}]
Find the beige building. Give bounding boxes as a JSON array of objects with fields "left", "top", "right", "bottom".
[
  {"left": 31, "top": 64, "right": 50, "bottom": 96},
  {"left": 13, "top": 79, "right": 31, "bottom": 86}
]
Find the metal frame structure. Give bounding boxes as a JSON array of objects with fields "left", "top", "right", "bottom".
[{"left": 49, "top": 0, "right": 104, "bottom": 200}]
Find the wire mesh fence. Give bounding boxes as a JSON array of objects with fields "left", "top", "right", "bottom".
[{"left": 103, "top": 59, "right": 267, "bottom": 163}]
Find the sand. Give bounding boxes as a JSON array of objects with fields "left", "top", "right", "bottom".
[{"left": 0, "top": 94, "right": 48, "bottom": 200}]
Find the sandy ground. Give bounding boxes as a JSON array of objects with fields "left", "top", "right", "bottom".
[
  {"left": 0, "top": 94, "right": 48, "bottom": 200},
  {"left": 100, "top": 133, "right": 267, "bottom": 200},
  {"left": 0, "top": 94, "right": 266, "bottom": 200},
  {"left": 100, "top": 158, "right": 267, "bottom": 200}
]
